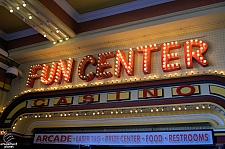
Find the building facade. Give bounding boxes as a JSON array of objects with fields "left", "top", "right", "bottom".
[{"left": 0, "top": 0, "right": 225, "bottom": 148}]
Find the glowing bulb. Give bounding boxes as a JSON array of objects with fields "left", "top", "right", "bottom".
[
  {"left": 202, "top": 104, "right": 205, "bottom": 109},
  {"left": 16, "top": 6, "right": 20, "bottom": 10},
  {"left": 10, "top": 9, "right": 13, "bottom": 13},
  {"left": 29, "top": 15, "right": 32, "bottom": 19},
  {"left": 196, "top": 105, "right": 199, "bottom": 109},
  {"left": 65, "top": 37, "right": 69, "bottom": 40}
]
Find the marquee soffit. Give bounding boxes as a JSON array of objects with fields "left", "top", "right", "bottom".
[{"left": 8, "top": 2, "right": 225, "bottom": 63}]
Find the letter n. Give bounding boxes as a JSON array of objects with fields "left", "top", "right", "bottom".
[{"left": 143, "top": 88, "right": 158, "bottom": 98}]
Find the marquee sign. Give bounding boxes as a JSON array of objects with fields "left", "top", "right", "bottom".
[
  {"left": 33, "top": 130, "right": 213, "bottom": 146},
  {"left": 27, "top": 84, "right": 200, "bottom": 108},
  {"left": 26, "top": 39, "right": 208, "bottom": 88}
]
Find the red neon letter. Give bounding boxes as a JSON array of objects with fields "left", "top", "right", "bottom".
[
  {"left": 176, "top": 85, "right": 195, "bottom": 96},
  {"left": 55, "top": 58, "right": 75, "bottom": 84},
  {"left": 161, "top": 41, "right": 181, "bottom": 72},
  {"left": 143, "top": 88, "right": 158, "bottom": 98},
  {"left": 78, "top": 55, "right": 97, "bottom": 82},
  {"left": 26, "top": 64, "right": 43, "bottom": 88},
  {"left": 116, "top": 91, "right": 120, "bottom": 101},
  {"left": 114, "top": 49, "right": 134, "bottom": 78},
  {"left": 183, "top": 39, "right": 208, "bottom": 69},
  {"left": 56, "top": 96, "right": 68, "bottom": 105},
  {"left": 137, "top": 44, "right": 159, "bottom": 74},
  {"left": 34, "top": 98, "right": 45, "bottom": 107},
  {"left": 83, "top": 94, "right": 94, "bottom": 103},
  {"left": 41, "top": 62, "right": 58, "bottom": 85},
  {"left": 96, "top": 52, "right": 114, "bottom": 80}
]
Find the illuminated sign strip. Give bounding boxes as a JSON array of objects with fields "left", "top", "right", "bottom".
[
  {"left": 26, "top": 83, "right": 217, "bottom": 108},
  {"left": 34, "top": 130, "right": 213, "bottom": 146}
]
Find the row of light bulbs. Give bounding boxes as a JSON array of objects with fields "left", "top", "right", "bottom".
[
  {"left": 0, "top": 0, "right": 70, "bottom": 44},
  {"left": 20, "top": 69, "right": 224, "bottom": 95},
  {"left": 11, "top": 103, "right": 219, "bottom": 130},
  {"left": 1, "top": 69, "right": 223, "bottom": 114},
  {"left": 0, "top": 129, "right": 11, "bottom": 135}
]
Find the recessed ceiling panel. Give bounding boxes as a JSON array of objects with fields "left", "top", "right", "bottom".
[
  {"left": 67, "top": 0, "right": 134, "bottom": 14},
  {"left": 0, "top": 6, "right": 30, "bottom": 34}
]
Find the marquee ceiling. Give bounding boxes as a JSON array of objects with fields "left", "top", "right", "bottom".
[{"left": 0, "top": 0, "right": 224, "bottom": 65}]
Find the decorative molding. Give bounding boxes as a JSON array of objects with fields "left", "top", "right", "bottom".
[
  {"left": 54, "top": 0, "right": 174, "bottom": 23},
  {"left": 0, "top": 48, "right": 8, "bottom": 57},
  {"left": 24, "top": 113, "right": 224, "bottom": 134},
  {"left": 0, "top": 61, "right": 8, "bottom": 70},
  {"left": 0, "top": 28, "right": 38, "bottom": 41}
]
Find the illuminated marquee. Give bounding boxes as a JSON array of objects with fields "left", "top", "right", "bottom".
[
  {"left": 26, "top": 39, "right": 208, "bottom": 88},
  {"left": 33, "top": 131, "right": 213, "bottom": 146},
  {"left": 29, "top": 84, "right": 200, "bottom": 107}
]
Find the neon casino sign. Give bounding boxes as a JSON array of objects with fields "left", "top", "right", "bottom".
[{"left": 26, "top": 39, "right": 208, "bottom": 88}]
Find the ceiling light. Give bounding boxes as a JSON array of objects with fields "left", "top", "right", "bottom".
[
  {"left": 0, "top": 0, "right": 72, "bottom": 44},
  {"left": 22, "top": 2, "right": 26, "bottom": 7}
]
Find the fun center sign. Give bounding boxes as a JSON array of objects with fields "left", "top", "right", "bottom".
[{"left": 26, "top": 39, "right": 208, "bottom": 88}]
